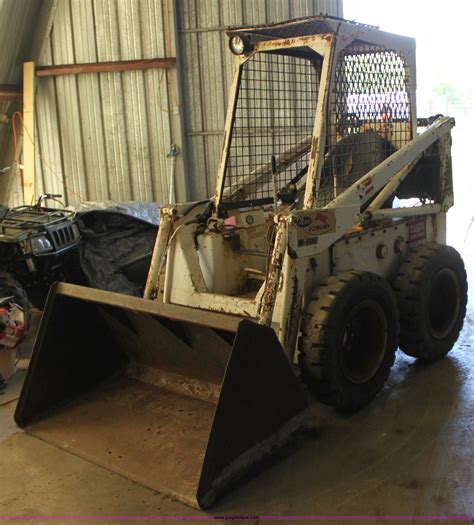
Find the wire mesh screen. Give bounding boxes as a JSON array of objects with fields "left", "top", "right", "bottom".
[
  {"left": 317, "top": 42, "right": 412, "bottom": 206},
  {"left": 221, "top": 52, "right": 320, "bottom": 207}
]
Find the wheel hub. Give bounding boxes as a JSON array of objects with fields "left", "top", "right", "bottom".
[
  {"left": 428, "top": 268, "right": 460, "bottom": 339},
  {"left": 340, "top": 299, "right": 387, "bottom": 384}
]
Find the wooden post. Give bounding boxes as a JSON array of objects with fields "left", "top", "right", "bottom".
[{"left": 23, "top": 61, "right": 36, "bottom": 205}]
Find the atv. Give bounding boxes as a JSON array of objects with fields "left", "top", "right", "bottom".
[{"left": 0, "top": 194, "right": 81, "bottom": 309}]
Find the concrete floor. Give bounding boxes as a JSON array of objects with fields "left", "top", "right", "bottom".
[{"left": 0, "top": 246, "right": 472, "bottom": 523}]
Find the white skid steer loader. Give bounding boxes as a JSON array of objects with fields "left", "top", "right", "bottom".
[{"left": 15, "top": 16, "right": 467, "bottom": 509}]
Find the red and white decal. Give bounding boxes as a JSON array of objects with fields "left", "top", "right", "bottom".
[
  {"left": 0, "top": 304, "right": 26, "bottom": 348},
  {"left": 314, "top": 212, "right": 330, "bottom": 225},
  {"left": 358, "top": 176, "right": 374, "bottom": 199},
  {"left": 295, "top": 210, "right": 336, "bottom": 247},
  {"left": 407, "top": 217, "right": 427, "bottom": 244}
]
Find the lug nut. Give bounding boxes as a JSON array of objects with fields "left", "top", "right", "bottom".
[
  {"left": 376, "top": 243, "right": 388, "bottom": 259},
  {"left": 394, "top": 237, "right": 405, "bottom": 254}
]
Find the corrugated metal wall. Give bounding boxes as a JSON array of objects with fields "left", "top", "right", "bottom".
[
  {"left": 5, "top": 0, "right": 342, "bottom": 207},
  {"left": 0, "top": 0, "right": 42, "bottom": 206},
  {"left": 0, "top": 0, "right": 41, "bottom": 151},
  {"left": 34, "top": 0, "right": 175, "bottom": 206},
  {"left": 177, "top": 0, "right": 342, "bottom": 200}
]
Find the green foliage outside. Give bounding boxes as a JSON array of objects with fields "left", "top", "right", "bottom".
[{"left": 433, "top": 83, "right": 473, "bottom": 114}]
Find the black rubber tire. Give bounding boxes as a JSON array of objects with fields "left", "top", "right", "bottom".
[
  {"left": 393, "top": 243, "right": 467, "bottom": 361},
  {"left": 298, "top": 271, "right": 399, "bottom": 412},
  {"left": 0, "top": 270, "right": 30, "bottom": 335}
]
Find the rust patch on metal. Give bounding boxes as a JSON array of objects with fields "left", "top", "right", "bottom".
[
  {"left": 284, "top": 273, "right": 300, "bottom": 349},
  {"left": 256, "top": 35, "right": 323, "bottom": 51},
  {"left": 320, "top": 33, "right": 334, "bottom": 43},
  {"left": 310, "top": 135, "right": 319, "bottom": 161}
]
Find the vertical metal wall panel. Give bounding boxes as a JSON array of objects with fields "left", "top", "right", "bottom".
[
  {"left": 93, "top": 0, "right": 131, "bottom": 202},
  {"left": 140, "top": 0, "right": 171, "bottom": 201},
  {"left": 50, "top": 0, "right": 88, "bottom": 202},
  {"left": 117, "top": 0, "right": 152, "bottom": 201},
  {"left": 177, "top": 0, "right": 342, "bottom": 200},
  {"left": 199, "top": 2, "right": 226, "bottom": 197},
  {"left": 35, "top": 41, "right": 65, "bottom": 199},
  {"left": 34, "top": 119, "right": 45, "bottom": 199},
  {"left": 70, "top": 0, "right": 109, "bottom": 201},
  {"left": 179, "top": 1, "right": 206, "bottom": 199}
]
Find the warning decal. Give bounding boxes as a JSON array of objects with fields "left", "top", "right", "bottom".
[{"left": 407, "top": 217, "right": 427, "bottom": 244}]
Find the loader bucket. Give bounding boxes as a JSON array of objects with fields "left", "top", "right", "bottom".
[{"left": 15, "top": 283, "right": 309, "bottom": 509}]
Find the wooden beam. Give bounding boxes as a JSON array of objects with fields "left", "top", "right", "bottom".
[
  {"left": 36, "top": 58, "right": 175, "bottom": 77},
  {"left": 0, "top": 85, "right": 22, "bottom": 102},
  {"left": 23, "top": 62, "right": 36, "bottom": 206}
]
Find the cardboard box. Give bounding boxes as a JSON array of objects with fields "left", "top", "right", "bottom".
[{"left": 0, "top": 347, "right": 16, "bottom": 380}]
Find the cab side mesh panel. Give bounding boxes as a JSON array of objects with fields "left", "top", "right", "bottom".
[
  {"left": 317, "top": 42, "right": 412, "bottom": 206},
  {"left": 221, "top": 53, "right": 320, "bottom": 207}
]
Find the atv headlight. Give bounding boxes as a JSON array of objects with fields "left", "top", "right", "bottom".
[
  {"left": 229, "top": 34, "right": 252, "bottom": 55},
  {"left": 31, "top": 235, "right": 53, "bottom": 255}
]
